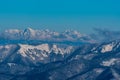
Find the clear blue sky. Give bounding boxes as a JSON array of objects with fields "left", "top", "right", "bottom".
[{"left": 0, "top": 0, "right": 120, "bottom": 33}]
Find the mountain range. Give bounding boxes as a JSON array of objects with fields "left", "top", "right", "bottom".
[
  {"left": 0, "top": 28, "right": 95, "bottom": 43},
  {"left": 0, "top": 28, "right": 120, "bottom": 80}
]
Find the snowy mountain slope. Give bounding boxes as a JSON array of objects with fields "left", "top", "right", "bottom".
[
  {"left": 46, "top": 40, "right": 120, "bottom": 80},
  {"left": 0, "top": 32, "right": 120, "bottom": 80},
  {"left": 0, "top": 43, "right": 75, "bottom": 65}
]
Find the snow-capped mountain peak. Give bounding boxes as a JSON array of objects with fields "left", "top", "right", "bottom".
[
  {"left": 18, "top": 44, "right": 50, "bottom": 57},
  {"left": 0, "top": 27, "right": 94, "bottom": 43},
  {"left": 23, "top": 27, "right": 37, "bottom": 39}
]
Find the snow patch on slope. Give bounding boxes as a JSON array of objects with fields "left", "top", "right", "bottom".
[
  {"left": 101, "top": 44, "right": 114, "bottom": 53},
  {"left": 101, "top": 58, "right": 117, "bottom": 66},
  {"left": 7, "top": 63, "right": 16, "bottom": 67}
]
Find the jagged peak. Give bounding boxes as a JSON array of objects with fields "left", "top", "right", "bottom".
[{"left": 24, "top": 27, "right": 35, "bottom": 32}]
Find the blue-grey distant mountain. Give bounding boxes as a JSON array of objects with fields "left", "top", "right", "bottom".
[
  {"left": 91, "top": 28, "right": 120, "bottom": 42},
  {"left": 0, "top": 28, "right": 95, "bottom": 43}
]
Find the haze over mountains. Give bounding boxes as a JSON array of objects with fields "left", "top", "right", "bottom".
[{"left": 0, "top": 28, "right": 120, "bottom": 80}]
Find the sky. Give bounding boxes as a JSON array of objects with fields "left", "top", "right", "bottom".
[{"left": 0, "top": 0, "right": 120, "bottom": 33}]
